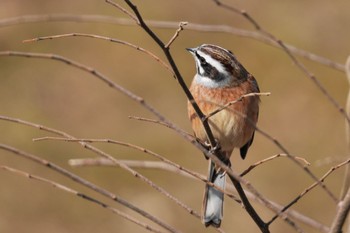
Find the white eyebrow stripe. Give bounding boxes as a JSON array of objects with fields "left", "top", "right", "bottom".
[{"left": 196, "top": 50, "right": 228, "bottom": 75}]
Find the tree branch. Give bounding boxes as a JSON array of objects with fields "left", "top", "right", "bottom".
[
  {"left": 0, "top": 143, "right": 178, "bottom": 233},
  {"left": 0, "top": 14, "right": 344, "bottom": 72},
  {"left": 23, "top": 33, "right": 173, "bottom": 74},
  {"left": 211, "top": 0, "right": 350, "bottom": 125},
  {"left": 0, "top": 165, "right": 166, "bottom": 233},
  {"left": 329, "top": 187, "right": 350, "bottom": 233}
]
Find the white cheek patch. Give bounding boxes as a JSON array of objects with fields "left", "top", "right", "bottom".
[{"left": 195, "top": 59, "right": 204, "bottom": 75}]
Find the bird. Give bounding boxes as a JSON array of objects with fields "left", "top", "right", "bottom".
[{"left": 187, "top": 44, "right": 260, "bottom": 228}]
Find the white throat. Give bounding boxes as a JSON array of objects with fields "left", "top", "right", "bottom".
[{"left": 193, "top": 73, "right": 231, "bottom": 88}]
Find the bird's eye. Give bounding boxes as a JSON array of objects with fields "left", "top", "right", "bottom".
[{"left": 199, "top": 57, "right": 207, "bottom": 66}]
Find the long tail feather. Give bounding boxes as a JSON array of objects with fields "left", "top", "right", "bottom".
[{"left": 202, "top": 160, "right": 226, "bottom": 227}]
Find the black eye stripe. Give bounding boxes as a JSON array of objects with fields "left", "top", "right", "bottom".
[
  {"left": 194, "top": 52, "right": 202, "bottom": 60},
  {"left": 195, "top": 52, "right": 208, "bottom": 65}
]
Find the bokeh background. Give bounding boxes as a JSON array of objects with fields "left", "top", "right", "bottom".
[{"left": 1, "top": 0, "right": 349, "bottom": 232}]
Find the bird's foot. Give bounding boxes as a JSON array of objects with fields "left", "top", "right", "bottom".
[
  {"left": 207, "top": 139, "right": 221, "bottom": 155},
  {"left": 201, "top": 140, "right": 221, "bottom": 160}
]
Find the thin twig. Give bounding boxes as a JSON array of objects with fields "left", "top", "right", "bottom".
[
  {"left": 165, "top": 22, "right": 188, "bottom": 48},
  {"left": 0, "top": 165, "right": 166, "bottom": 233},
  {"left": 205, "top": 92, "right": 270, "bottom": 120},
  {"left": 104, "top": 0, "right": 138, "bottom": 22},
  {"left": 70, "top": 158, "right": 178, "bottom": 169},
  {"left": 128, "top": 116, "right": 195, "bottom": 139},
  {"left": 240, "top": 154, "right": 310, "bottom": 177},
  {"left": 23, "top": 33, "right": 173, "bottom": 74}
]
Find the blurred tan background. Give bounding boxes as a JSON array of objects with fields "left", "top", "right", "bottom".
[{"left": 1, "top": 0, "right": 350, "bottom": 232}]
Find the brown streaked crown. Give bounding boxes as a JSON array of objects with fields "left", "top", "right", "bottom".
[{"left": 189, "top": 44, "right": 249, "bottom": 86}]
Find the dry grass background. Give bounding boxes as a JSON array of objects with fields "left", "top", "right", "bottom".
[{"left": 0, "top": 0, "right": 350, "bottom": 232}]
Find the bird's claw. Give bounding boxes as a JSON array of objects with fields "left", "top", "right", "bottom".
[
  {"left": 207, "top": 140, "right": 221, "bottom": 154},
  {"left": 202, "top": 140, "right": 221, "bottom": 160}
]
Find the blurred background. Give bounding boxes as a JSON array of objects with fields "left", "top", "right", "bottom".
[{"left": 0, "top": 0, "right": 349, "bottom": 232}]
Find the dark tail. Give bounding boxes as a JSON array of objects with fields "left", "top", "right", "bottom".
[{"left": 202, "top": 160, "right": 226, "bottom": 228}]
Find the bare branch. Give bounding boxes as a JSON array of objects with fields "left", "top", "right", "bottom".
[
  {"left": 329, "top": 187, "right": 350, "bottom": 233},
  {"left": 128, "top": 116, "right": 195, "bottom": 139},
  {"left": 212, "top": 0, "right": 350, "bottom": 125},
  {"left": 0, "top": 51, "right": 187, "bottom": 144},
  {"left": 0, "top": 52, "right": 210, "bottom": 224},
  {"left": 69, "top": 158, "right": 329, "bottom": 232},
  {"left": 198, "top": 92, "right": 338, "bottom": 202},
  {"left": 104, "top": 0, "right": 138, "bottom": 23},
  {"left": 268, "top": 158, "right": 350, "bottom": 225},
  {"left": 68, "top": 159, "right": 194, "bottom": 177},
  {"left": 1, "top": 2, "right": 343, "bottom": 231},
  {"left": 0, "top": 113, "right": 326, "bottom": 231},
  {"left": 23, "top": 33, "right": 173, "bottom": 74},
  {"left": 0, "top": 14, "right": 344, "bottom": 72},
  {"left": 241, "top": 154, "right": 310, "bottom": 177},
  {"left": 0, "top": 116, "right": 199, "bottom": 231},
  {"left": 212, "top": 0, "right": 260, "bottom": 29},
  {"left": 127, "top": 113, "right": 315, "bottom": 198},
  {"left": 0, "top": 143, "right": 178, "bottom": 233},
  {"left": 341, "top": 55, "right": 350, "bottom": 201},
  {"left": 1, "top": 165, "right": 166, "bottom": 233},
  {"left": 34, "top": 136, "right": 240, "bottom": 203},
  {"left": 165, "top": 21, "right": 188, "bottom": 48},
  {"left": 0, "top": 51, "right": 152, "bottom": 107},
  {"left": 205, "top": 92, "right": 270, "bottom": 120},
  {"left": 252, "top": 123, "right": 338, "bottom": 202}
]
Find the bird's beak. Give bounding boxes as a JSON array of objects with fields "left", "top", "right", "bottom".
[{"left": 186, "top": 47, "right": 196, "bottom": 54}]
